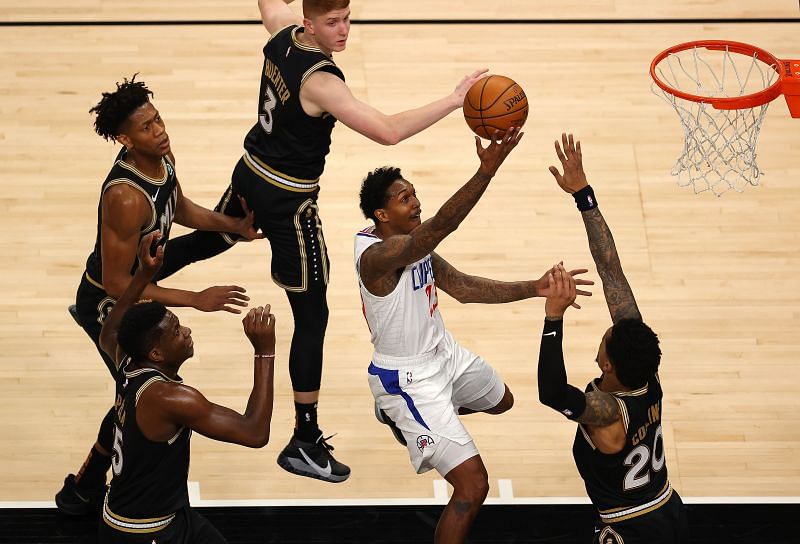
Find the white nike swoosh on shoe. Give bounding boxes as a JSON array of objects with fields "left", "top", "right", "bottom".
[
  {"left": 298, "top": 447, "right": 332, "bottom": 476},
  {"left": 543, "top": 331, "right": 557, "bottom": 337}
]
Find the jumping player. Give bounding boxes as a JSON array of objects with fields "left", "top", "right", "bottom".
[
  {"left": 96, "top": 232, "right": 276, "bottom": 544},
  {"left": 56, "top": 76, "right": 262, "bottom": 515},
  {"left": 355, "top": 128, "right": 592, "bottom": 544},
  {"left": 160, "top": 0, "right": 489, "bottom": 483},
  {"left": 537, "top": 134, "right": 688, "bottom": 543}
]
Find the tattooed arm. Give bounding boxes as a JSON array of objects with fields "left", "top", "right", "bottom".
[
  {"left": 360, "top": 128, "right": 523, "bottom": 296},
  {"left": 548, "top": 133, "right": 641, "bottom": 323},
  {"left": 431, "top": 252, "right": 538, "bottom": 303},
  {"left": 432, "top": 253, "right": 594, "bottom": 305}
]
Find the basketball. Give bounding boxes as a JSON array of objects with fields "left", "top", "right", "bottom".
[{"left": 463, "top": 75, "right": 529, "bottom": 139}]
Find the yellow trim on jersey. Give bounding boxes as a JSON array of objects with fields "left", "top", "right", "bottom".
[
  {"left": 103, "top": 179, "right": 157, "bottom": 233},
  {"left": 615, "top": 396, "right": 629, "bottom": 432},
  {"left": 301, "top": 60, "right": 336, "bottom": 86},
  {"left": 291, "top": 26, "right": 324, "bottom": 53},
  {"left": 268, "top": 23, "right": 296, "bottom": 44},
  {"left": 271, "top": 198, "right": 313, "bottom": 292},
  {"left": 135, "top": 376, "right": 166, "bottom": 407},
  {"left": 85, "top": 271, "right": 104, "bottom": 290},
  {"left": 117, "top": 158, "right": 169, "bottom": 186},
  {"left": 102, "top": 492, "right": 175, "bottom": 534},
  {"left": 614, "top": 383, "right": 649, "bottom": 397},
  {"left": 243, "top": 152, "right": 320, "bottom": 193},
  {"left": 598, "top": 482, "right": 673, "bottom": 523},
  {"left": 247, "top": 152, "right": 319, "bottom": 184}
]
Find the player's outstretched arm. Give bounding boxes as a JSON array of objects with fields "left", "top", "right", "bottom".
[
  {"left": 302, "top": 69, "right": 488, "bottom": 146},
  {"left": 548, "top": 133, "right": 641, "bottom": 323},
  {"left": 173, "top": 182, "right": 264, "bottom": 241},
  {"left": 432, "top": 254, "right": 593, "bottom": 306},
  {"left": 138, "top": 306, "right": 277, "bottom": 448},
  {"left": 537, "top": 266, "right": 623, "bottom": 437},
  {"left": 360, "top": 128, "right": 523, "bottom": 287},
  {"left": 258, "top": 0, "right": 301, "bottom": 35},
  {"left": 99, "top": 232, "right": 164, "bottom": 368}
]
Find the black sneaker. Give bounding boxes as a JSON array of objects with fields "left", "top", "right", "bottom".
[
  {"left": 55, "top": 474, "right": 105, "bottom": 516},
  {"left": 67, "top": 305, "right": 81, "bottom": 327},
  {"left": 276, "top": 433, "right": 350, "bottom": 483},
  {"left": 374, "top": 404, "right": 407, "bottom": 446}
]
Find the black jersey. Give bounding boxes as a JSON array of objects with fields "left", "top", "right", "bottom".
[
  {"left": 84, "top": 148, "right": 178, "bottom": 288},
  {"left": 573, "top": 375, "right": 674, "bottom": 524},
  {"left": 103, "top": 360, "right": 190, "bottom": 534},
  {"left": 243, "top": 24, "right": 345, "bottom": 183}
]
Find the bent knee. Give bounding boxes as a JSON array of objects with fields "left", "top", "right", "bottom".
[{"left": 486, "top": 386, "right": 514, "bottom": 414}]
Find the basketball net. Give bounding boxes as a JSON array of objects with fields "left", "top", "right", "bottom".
[{"left": 652, "top": 46, "right": 778, "bottom": 196}]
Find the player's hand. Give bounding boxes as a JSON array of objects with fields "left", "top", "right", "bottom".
[
  {"left": 544, "top": 264, "right": 578, "bottom": 318},
  {"left": 451, "top": 69, "right": 489, "bottom": 108},
  {"left": 549, "top": 133, "right": 589, "bottom": 194},
  {"left": 136, "top": 231, "right": 164, "bottom": 279},
  {"left": 536, "top": 262, "right": 593, "bottom": 309},
  {"left": 233, "top": 195, "right": 265, "bottom": 242},
  {"left": 476, "top": 126, "right": 524, "bottom": 177},
  {"left": 242, "top": 305, "right": 276, "bottom": 356},
  {"left": 193, "top": 285, "right": 249, "bottom": 314}
]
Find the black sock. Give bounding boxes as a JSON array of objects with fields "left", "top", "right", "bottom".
[{"left": 294, "top": 401, "right": 319, "bottom": 442}]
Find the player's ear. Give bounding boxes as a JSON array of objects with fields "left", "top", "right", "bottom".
[
  {"left": 302, "top": 16, "right": 314, "bottom": 36},
  {"left": 116, "top": 133, "right": 133, "bottom": 151},
  {"left": 147, "top": 346, "right": 164, "bottom": 364},
  {"left": 373, "top": 208, "right": 389, "bottom": 224}
]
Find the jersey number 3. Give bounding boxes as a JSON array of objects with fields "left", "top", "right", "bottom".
[{"left": 258, "top": 86, "right": 279, "bottom": 134}]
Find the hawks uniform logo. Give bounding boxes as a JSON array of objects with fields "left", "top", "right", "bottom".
[
  {"left": 96, "top": 296, "right": 116, "bottom": 326},
  {"left": 416, "top": 434, "right": 434, "bottom": 452},
  {"left": 596, "top": 526, "right": 624, "bottom": 544}
]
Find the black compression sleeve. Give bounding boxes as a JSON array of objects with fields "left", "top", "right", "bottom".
[{"left": 537, "top": 318, "right": 587, "bottom": 420}]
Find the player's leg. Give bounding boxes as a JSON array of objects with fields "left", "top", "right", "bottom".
[
  {"left": 242, "top": 174, "right": 349, "bottom": 482},
  {"left": 156, "top": 182, "right": 245, "bottom": 281},
  {"left": 447, "top": 333, "right": 512, "bottom": 416},
  {"left": 57, "top": 280, "right": 117, "bottom": 515},
  {"left": 186, "top": 506, "right": 229, "bottom": 544},
  {"left": 435, "top": 453, "right": 489, "bottom": 544}
]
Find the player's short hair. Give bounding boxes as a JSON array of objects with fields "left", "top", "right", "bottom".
[
  {"left": 89, "top": 75, "right": 153, "bottom": 142},
  {"left": 303, "top": 0, "right": 350, "bottom": 18},
  {"left": 117, "top": 301, "right": 168, "bottom": 361},
  {"left": 359, "top": 166, "right": 403, "bottom": 223},
  {"left": 606, "top": 319, "right": 661, "bottom": 389}
]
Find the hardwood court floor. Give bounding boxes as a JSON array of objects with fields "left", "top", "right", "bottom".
[{"left": 0, "top": 15, "right": 799, "bottom": 504}]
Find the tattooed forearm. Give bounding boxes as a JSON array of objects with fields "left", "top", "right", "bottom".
[
  {"left": 576, "top": 391, "right": 621, "bottom": 426},
  {"left": 431, "top": 253, "right": 536, "bottom": 303},
  {"left": 581, "top": 208, "right": 641, "bottom": 322}
]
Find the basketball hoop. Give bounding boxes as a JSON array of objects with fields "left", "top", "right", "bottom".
[{"left": 650, "top": 40, "right": 800, "bottom": 195}]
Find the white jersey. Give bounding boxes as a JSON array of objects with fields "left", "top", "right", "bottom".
[{"left": 354, "top": 226, "right": 446, "bottom": 358}]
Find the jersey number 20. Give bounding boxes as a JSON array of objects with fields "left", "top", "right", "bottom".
[
  {"left": 258, "top": 86, "right": 279, "bottom": 134},
  {"left": 623, "top": 424, "right": 665, "bottom": 491}
]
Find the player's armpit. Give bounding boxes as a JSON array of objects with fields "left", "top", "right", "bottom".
[{"left": 575, "top": 390, "right": 621, "bottom": 427}]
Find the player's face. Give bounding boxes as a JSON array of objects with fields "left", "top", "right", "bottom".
[
  {"left": 383, "top": 179, "right": 421, "bottom": 234},
  {"left": 155, "top": 312, "right": 194, "bottom": 363},
  {"left": 306, "top": 8, "right": 351, "bottom": 54},
  {"left": 119, "top": 102, "right": 171, "bottom": 158}
]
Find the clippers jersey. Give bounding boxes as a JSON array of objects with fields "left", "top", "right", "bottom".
[
  {"left": 573, "top": 375, "right": 673, "bottom": 524},
  {"left": 85, "top": 148, "right": 178, "bottom": 286},
  {"left": 104, "top": 360, "right": 190, "bottom": 533},
  {"left": 354, "top": 227, "right": 445, "bottom": 357},
  {"left": 243, "top": 24, "right": 345, "bottom": 182}
]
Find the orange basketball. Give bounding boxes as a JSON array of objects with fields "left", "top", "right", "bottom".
[{"left": 463, "top": 75, "right": 529, "bottom": 139}]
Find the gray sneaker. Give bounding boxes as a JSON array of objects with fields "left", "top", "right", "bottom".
[{"left": 276, "top": 432, "right": 350, "bottom": 483}]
